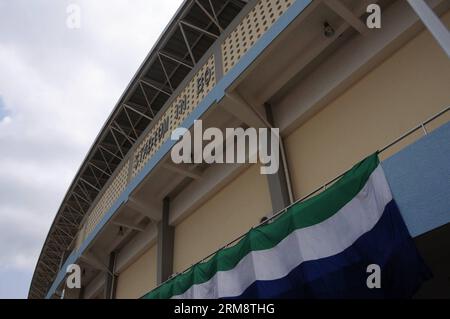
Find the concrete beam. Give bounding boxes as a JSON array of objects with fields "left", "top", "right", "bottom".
[
  {"left": 222, "top": 93, "right": 270, "bottom": 129},
  {"left": 105, "top": 212, "right": 144, "bottom": 253},
  {"left": 162, "top": 163, "right": 202, "bottom": 180},
  {"left": 80, "top": 252, "right": 109, "bottom": 273},
  {"left": 115, "top": 221, "right": 158, "bottom": 273},
  {"left": 126, "top": 197, "right": 162, "bottom": 221},
  {"left": 113, "top": 217, "right": 145, "bottom": 232},
  {"left": 83, "top": 272, "right": 105, "bottom": 299},
  {"left": 323, "top": 0, "right": 368, "bottom": 35},
  {"left": 63, "top": 287, "right": 81, "bottom": 299}
]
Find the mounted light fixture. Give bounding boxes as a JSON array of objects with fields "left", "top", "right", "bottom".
[{"left": 323, "top": 21, "right": 335, "bottom": 38}]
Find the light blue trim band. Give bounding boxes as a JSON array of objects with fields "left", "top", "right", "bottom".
[{"left": 382, "top": 120, "right": 450, "bottom": 238}]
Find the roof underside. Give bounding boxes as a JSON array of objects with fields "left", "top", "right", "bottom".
[{"left": 29, "top": 0, "right": 247, "bottom": 299}]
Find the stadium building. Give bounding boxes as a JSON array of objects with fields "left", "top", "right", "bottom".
[{"left": 29, "top": 0, "right": 450, "bottom": 299}]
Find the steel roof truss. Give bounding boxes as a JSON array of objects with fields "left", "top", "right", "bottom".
[
  {"left": 139, "top": 83, "right": 156, "bottom": 117},
  {"left": 123, "top": 103, "right": 153, "bottom": 121},
  {"left": 178, "top": 22, "right": 197, "bottom": 64},
  {"left": 180, "top": 20, "right": 219, "bottom": 39},
  {"left": 195, "top": 0, "right": 223, "bottom": 32},
  {"left": 157, "top": 53, "right": 176, "bottom": 91}
]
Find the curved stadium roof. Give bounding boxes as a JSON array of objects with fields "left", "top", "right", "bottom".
[{"left": 28, "top": 0, "right": 248, "bottom": 299}]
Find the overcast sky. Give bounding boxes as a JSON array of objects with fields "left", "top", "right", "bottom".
[{"left": 0, "top": 0, "right": 183, "bottom": 299}]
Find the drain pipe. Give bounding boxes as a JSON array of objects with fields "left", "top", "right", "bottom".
[{"left": 264, "top": 103, "right": 294, "bottom": 205}]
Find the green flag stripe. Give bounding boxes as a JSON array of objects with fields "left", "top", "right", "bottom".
[{"left": 143, "top": 153, "right": 379, "bottom": 299}]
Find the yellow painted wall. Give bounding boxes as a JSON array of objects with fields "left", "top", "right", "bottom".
[
  {"left": 173, "top": 164, "right": 272, "bottom": 273},
  {"left": 284, "top": 11, "right": 450, "bottom": 200},
  {"left": 115, "top": 244, "right": 157, "bottom": 299}
]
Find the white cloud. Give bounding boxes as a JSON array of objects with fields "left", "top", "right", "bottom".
[
  {"left": 0, "top": 0, "right": 183, "bottom": 298},
  {"left": 0, "top": 116, "right": 11, "bottom": 125}
]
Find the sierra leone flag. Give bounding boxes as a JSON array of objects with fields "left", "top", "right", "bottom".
[{"left": 144, "top": 153, "right": 431, "bottom": 299}]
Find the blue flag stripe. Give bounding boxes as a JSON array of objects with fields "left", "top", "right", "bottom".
[{"left": 227, "top": 200, "right": 431, "bottom": 299}]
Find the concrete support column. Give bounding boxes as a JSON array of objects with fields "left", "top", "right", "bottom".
[
  {"left": 213, "top": 43, "right": 223, "bottom": 83},
  {"left": 62, "top": 264, "right": 83, "bottom": 299},
  {"left": 104, "top": 252, "right": 117, "bottom": 299},
  {"left": 264, "top": 103, "right": 292, "bottom": 213},
  {"left": 157, "top": 197, "right": 174, "bottom": 285},
  {"left": 64, "top": 286, "right": 82, "bottom": 299},
  {"left": 407, "top": 0, "right": 450, "bottom": 58}
]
